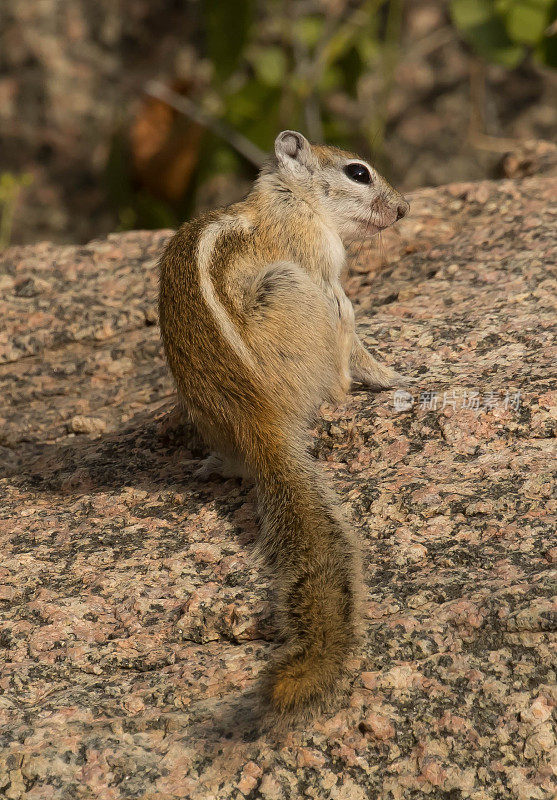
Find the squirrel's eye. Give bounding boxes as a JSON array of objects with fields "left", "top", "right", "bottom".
[{"left": 344, "top": 163, "right": 371, "bottom": 184}]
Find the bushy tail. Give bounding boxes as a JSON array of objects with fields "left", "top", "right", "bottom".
[{"left": 253, "top": 440, "right": 362, "bottom": 716}]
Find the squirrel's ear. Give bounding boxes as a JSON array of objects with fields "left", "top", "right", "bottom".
[{"left": 275, "top": 130, "right": 315, "bottom": 170}]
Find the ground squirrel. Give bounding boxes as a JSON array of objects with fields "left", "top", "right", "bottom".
[{"left": 159, "top": 130, "right": 409, "bottom": 717}]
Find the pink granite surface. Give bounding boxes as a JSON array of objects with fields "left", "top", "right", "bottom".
[{"left": 0, "top": 171, "right": 555, "bottom": 798}]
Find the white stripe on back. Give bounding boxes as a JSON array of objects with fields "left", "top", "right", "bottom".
[{"left": 196, "top": 217, "right": 257, "bottom": 370}]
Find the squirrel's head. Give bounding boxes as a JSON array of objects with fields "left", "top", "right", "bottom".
[{"left": 271, "top": 130, "right": 409, "bottom": 241}]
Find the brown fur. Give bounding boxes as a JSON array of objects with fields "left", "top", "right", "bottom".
[{"left": 158, "top": 131, "right": 408, "bottom": 717}]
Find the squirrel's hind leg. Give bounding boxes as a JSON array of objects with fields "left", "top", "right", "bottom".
[
  {"left": 193, "top": 453, "right": 247, "bottom": 481},
  {"left": 350, "top": 335, "right": 409, "bottom": 390}
]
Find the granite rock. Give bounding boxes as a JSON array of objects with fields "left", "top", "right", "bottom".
[{"left": 0, "top": 174, "right": 555, "bottom": 799}]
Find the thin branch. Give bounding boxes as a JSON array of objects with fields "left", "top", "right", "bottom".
[
  {"left": 144, "top": 81, "right": 267, "bottom": 168},
  {"left": 291, "top": 0, "right": 383, "bottom": 141},
  {"left": 290, "top": 3, "right": 324, "bottom": 141},
  {"left": 470, "top": 131, "right": 526, "bottom": 153},
  {"left": 371, "top": 0, "right": 404, "bottom": 155},
  {"left": 404, "top": 26, "right": 454, "bottom": 62}
]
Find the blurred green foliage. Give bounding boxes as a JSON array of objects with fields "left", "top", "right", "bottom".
[
  {"left": 0, "top": 172, "right": 33, "bottom": 250},
  {"left": 108, "top": 0, "right": 556, "bottom": 230},
  {"left": 201, "top": 0, "right": 400, "bottom": 158},
  {"left": 451, "top": 0, "right": 557, "bottom": 67}
]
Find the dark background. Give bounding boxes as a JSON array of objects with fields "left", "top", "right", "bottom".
[{"left": 1, "top": 0, "right": 555, "bottom": 248}]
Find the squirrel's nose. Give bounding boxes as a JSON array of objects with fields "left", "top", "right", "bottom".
[{"left": 396, "top": 200, "right": 409, "bottom": 221}]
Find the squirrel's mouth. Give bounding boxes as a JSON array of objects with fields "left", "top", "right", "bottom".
[
  {"left": 352, "top": 214, "right": 390, "bottom": 236},
  {"left": 355, "top": 195, "right": 404, "bottom": 234}
]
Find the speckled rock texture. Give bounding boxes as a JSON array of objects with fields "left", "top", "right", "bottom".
[{"left": 0, "top": 173, "right": 556, "bottom": 799}]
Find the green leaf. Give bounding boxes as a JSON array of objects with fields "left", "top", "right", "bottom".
[
  {"left": 211, "top": 146, "right": 242, "bottom": 175},
  {"left": 204, "top": 0, "right": 254, "bottom": 83},
  {"left": 356, "top": 32, "right": 380, "bottom": 64},
  {"left": 505, "top": 1, "right": 552, "bottom": 45},
  {"left": 451, "top": 1, "right": 526, "bottom": 66},
  {"left": 495, "top": 0, "right": 513, "bottom": 14},
  {"left": 250, "top": 46, "right": 288, "bottom": 87},
  {"left": 318, "top": 64, "right": 343, "bottom": 93},
  {"left": 535, "top": 0, "right": 557, "bottom": 67},
  {"left": 226, "top": 81, "right": 269, "bottom": 125},
  {"left": 472, "top": 16, "right": 526, "bottom": 64},
  {"left": 225, "top": 83, "right": 282, "bottom": 149},
  {"left": 451, "top": 0, "right": 493, "bottom": 29},
  {"left": 293, "top": 16, "right": 324, "bottom": 48}
]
